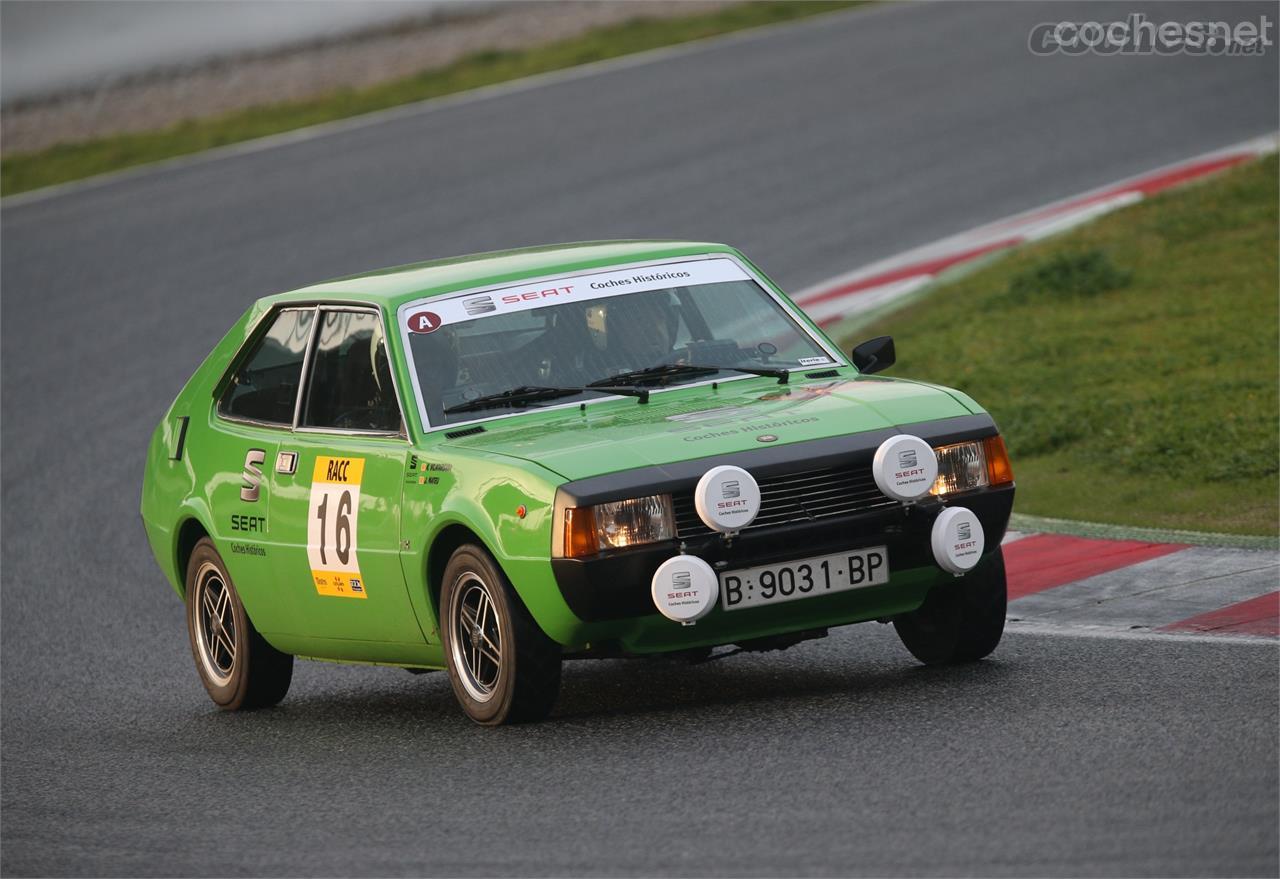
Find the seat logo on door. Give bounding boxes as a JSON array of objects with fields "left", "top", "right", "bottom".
[{"left": 241, "top": 449, "right": 266, "bottom": 502}]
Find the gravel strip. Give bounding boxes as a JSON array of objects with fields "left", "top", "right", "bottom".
[{"left": 2, "top": 0, "right": 736, "bottom": 154}]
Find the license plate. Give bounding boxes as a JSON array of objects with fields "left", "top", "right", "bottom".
[{"left": 720, "top": 546, "right": 890, "bottom": 611}]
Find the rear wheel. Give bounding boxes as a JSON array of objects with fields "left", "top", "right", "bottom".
[
  {"left": 894, "top": 547, "right": 1007, "bottom": 665},
  {"left": 441, "top": 545, "right": 561, "bottom": 725},
  {"left": 185, "top": 538, "right": 293, "bottom": 710}
]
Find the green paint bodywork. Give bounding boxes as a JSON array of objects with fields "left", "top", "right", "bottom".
[{"left": 140, "top": 240, "right": 991, "bottom": 668}]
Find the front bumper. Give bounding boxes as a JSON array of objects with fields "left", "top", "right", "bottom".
[
  {"left": 553, "top": 485, "right": 1013, "bottom": 621},
  {"left": 549, "top": 415, "right": 1014, "bottom": 651}
]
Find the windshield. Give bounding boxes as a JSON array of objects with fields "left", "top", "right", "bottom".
[{"left": 402, "top": 258, "right": 836, "bottom": 426}]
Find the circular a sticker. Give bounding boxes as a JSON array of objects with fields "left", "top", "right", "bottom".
[
  {"left": 872, "top": 434, "right": 938, "bottom": 502},
  {"left": 931, "top": 506, "right": 985, "bottom": 574},
  {"left": 650, "top": 555, "right": 719, "bottom": 623},
  {"left": 694, "top": 465, "right": 761, "bottom": 534},
  {"left": 406, "top": 311, "right": 443, "bottom": 334}
]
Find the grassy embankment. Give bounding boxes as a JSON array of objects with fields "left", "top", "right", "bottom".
[
  {"left": 1, "top": 1, "right": 861, "bottom": 196},
  {"left": 851, "top": 155, "right": 1278, "bottom": 536}
]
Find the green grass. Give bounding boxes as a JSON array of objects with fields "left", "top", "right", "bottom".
[
  {"left": 851, "top": 155, "right": 1279, "bottom": 536},
  {"left": 1, "top": 0, "right": 862, "bottom": 197}
]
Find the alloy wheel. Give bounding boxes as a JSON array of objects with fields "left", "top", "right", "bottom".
[
  {"left": 194, "top": 561, "right": 237, "bottom": 686},
  {"left": 450, "top": 572, "right": 503, "bottom": 702}
]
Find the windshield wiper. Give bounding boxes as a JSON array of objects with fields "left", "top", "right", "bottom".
[
  {"left": 586, "top": 363, "right": 789, "bottom": 388},
  {"left": 444, "top": 363, "right": 791, "bottom": 416},
  {"left": 443, "top": 383, "right": 649, "bottom": 415}
]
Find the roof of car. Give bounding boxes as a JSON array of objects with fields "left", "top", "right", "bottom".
[{"left": 262, "top": 240, "right": 741, "bottom": 311}]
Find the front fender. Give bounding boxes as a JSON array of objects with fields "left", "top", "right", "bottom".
[{"left": 401, "top": 449, "right": 586, "bottom": 647}]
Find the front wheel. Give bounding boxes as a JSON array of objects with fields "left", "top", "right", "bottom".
[
  {"left": 441, "top": 545, "right": 562, "bottom": 725},
  {"left": 894, "top": 547, "right": 1007, "bottom": 665},
  {"left": 185, "top": 538, "right": 293, "bottom": 709}
]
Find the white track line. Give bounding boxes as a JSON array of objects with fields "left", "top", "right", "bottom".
[{"left": 1004, "top": 620, "right": 1278, "bottom": 647}]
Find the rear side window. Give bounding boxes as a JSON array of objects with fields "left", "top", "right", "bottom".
[
  {"left": 301, "top": 310, "right": 401, "bottom": 433},
  {"left": 219, "top": 308, "right": 315, "bottom": 425}
]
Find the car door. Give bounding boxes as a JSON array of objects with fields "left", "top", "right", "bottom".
[
  {"left": 206, "top": 307, "right": 316, "bottom": 635},
  {"left": 266, "top": 306, "right": 426, "bottom": 646}
]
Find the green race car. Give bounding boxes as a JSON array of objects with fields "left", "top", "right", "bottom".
[{"left": 141, "top": 241, "right": 1015, "bottom": 725}]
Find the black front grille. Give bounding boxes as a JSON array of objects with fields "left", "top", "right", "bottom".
[{"left": 672, "top": 465, "right": 897, "bottom": 538}]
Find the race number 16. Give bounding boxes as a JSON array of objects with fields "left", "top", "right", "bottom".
[{"left": 306, "top": 456, "right": 368, "bottom": 599}]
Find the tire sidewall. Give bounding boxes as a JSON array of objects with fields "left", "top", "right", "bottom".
[
  {"left": 440, "top": 547, "right": 520, "bottom": 725},
  {"left": 185, "top": 538, "right": 255, "bottom": 710},
  {"left": 956, "top": 547, "right": 1007, "bottom": 659},
  {"left": 895, "top": 547, "right": 1007, "bottom": 665}
]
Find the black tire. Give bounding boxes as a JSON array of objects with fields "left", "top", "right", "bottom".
[
  {"left": 440, "top": 545, "right": 562, "bottom": 725},
  {"left": 185, "top": 538, "right": 293, "bottom": 710},
  {"left": 894, "top": 547, "right": 1007, "bottom": 666}
]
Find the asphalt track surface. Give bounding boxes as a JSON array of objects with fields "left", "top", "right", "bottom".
[{"left": 2, "top": 2, "right": 1277, "bottom": 875}]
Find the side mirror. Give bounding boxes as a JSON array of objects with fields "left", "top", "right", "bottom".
[{"left": 851, "top": 336, "right": 895, "bottom": 374}]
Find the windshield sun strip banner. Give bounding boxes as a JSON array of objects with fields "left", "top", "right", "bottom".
[
  {"left": 400, "top": 257, "right": 751, "bottom": 334},
  {"left": 395, "top": 254, "right": 846, "bottom": 432}
]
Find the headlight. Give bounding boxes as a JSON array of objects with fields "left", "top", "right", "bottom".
[
  {"left": 930, "top": 436, "right": 1014, "bottom": 496},
  {"left": 930, "top": 441, "right": 989, "bottom": 495},
  {"left": 562, "top": 494, "right": 675, "bottom": 557}
]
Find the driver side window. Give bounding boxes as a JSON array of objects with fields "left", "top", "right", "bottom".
[{"left": 300, "top": 310, "right": 402, "bottom": 433}]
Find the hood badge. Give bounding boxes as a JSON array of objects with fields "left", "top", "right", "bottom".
[{"left": 757, "top": 434, "right": 778, "bottom": 443}]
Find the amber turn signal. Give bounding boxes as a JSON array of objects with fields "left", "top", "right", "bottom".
[
  {"left": 563, "top": 507, "right": 598, "bottom": 559},
  {"left": 984, "top": 435, "right": 1014, "bottom": 486}
]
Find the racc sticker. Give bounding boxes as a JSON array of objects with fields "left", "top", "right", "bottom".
[{"left": 307, "top": 456, "right": 367, "bottom": 598}]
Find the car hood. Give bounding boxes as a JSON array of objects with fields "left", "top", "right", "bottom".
[{"left": 439, "top": 373, "right": 977, "bottom": 480}]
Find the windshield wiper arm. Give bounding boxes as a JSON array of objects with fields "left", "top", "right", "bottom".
[
  {"left": 586, "top": 363, "right": 789, "bottom": 388},
  {"left": 443, "top": 386, "right": 578, "bottom": 415},
  {"left": 443, "top": 383, "right": 649, "bottom": 416},
  {"left": 705, "top": 364, "right": 790, "bottom": 384},
  {"left": 586, "top": 364, "right": 715, "bottom": 387}
]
